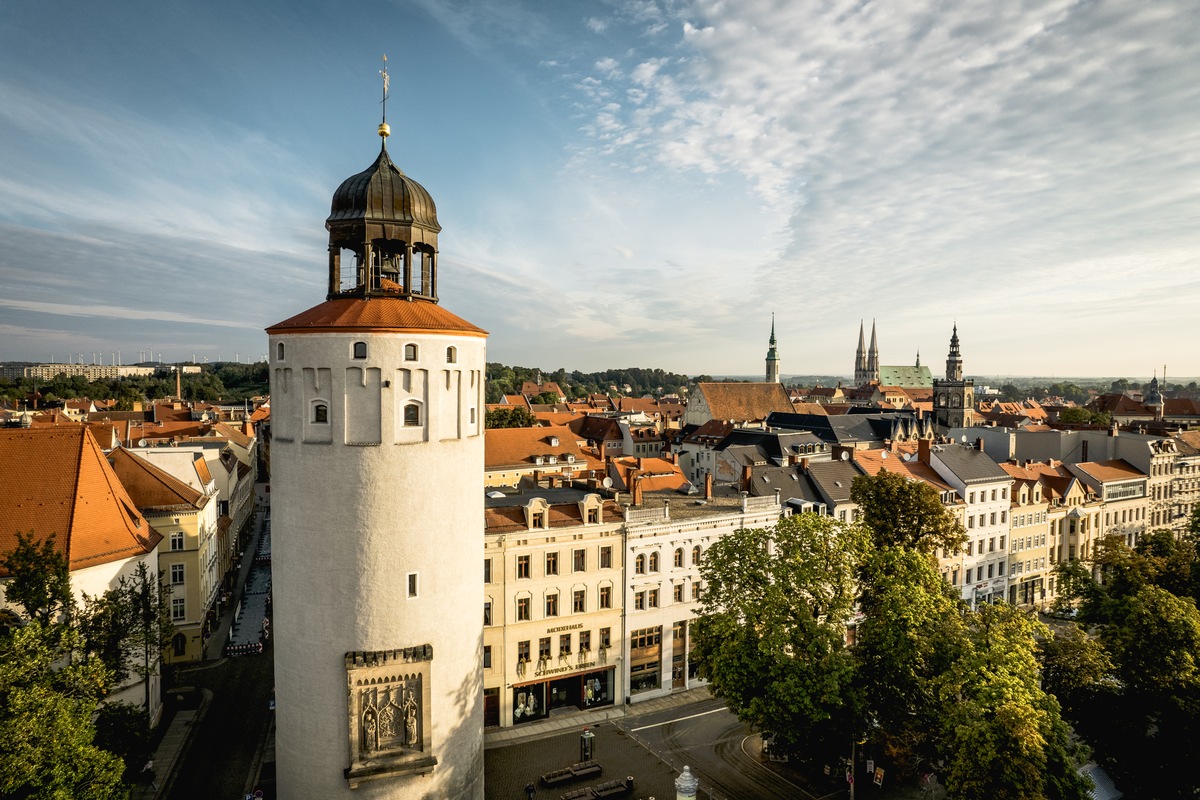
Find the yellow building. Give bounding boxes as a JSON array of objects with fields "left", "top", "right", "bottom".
[{"left": 108, "top": 448, "right": 219, "bottom": 663}]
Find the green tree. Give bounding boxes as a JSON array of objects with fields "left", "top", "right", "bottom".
[
  {"left": 854, "top": 546, "right": 966, "bottom": 780},
  {"left": 484, "top": 406, "right": 536, "bottom": 429},
  {"left": 850, "top": 470, "right": 967, "bottom": 553},
  {"left": 0, "top": 622, "right": 127, "bottom": 799},
  {"left": 691, "top": 513, "right": 867, "bottom": 763},
  {"left": 79, "top": 563, "right": 173, "bottom": 713},
  {"left": 531, "top": 391, "right": 560, "bottom": 405},
  {"left": 1, "top": 531, "right": 72, "bottom": 626},
  {"left": 1037, "top": 622, "right": 1114, "bottom": 719},
  {"left": 93, "top": 702, "right": 150, "bottom": 783},
  {"left": 937, "top": 603, "right": 1092, "bottom": 800}
]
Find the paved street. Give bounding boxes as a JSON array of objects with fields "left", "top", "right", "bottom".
[
  {"left": 167, "top": 644, "right": 275, "bottom": 800},
  {"left": 486, "top": 698, "right": 816, "bottom": 800}
]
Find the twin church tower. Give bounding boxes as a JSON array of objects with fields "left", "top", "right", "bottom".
[{"left": 266, "top": 88, "right": 486, "bottom": 797}]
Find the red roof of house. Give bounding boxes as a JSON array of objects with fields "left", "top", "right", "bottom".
[{"left": 0, "top": 428, "right": 161, "bottom": 575}]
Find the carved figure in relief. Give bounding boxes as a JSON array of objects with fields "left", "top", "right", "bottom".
[
  {"left": 403, "top": 689, "right": 418, "bottom": 746},
  {"left": 362, "top": 704, "right": 378, "bottom": 753}
]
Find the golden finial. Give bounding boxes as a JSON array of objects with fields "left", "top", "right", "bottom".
[{"left": 378, "top": 55, "right": 391, "bottom": 139}]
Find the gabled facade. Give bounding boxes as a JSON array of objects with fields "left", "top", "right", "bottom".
[
  {"left": 0, "top": 428, "right": 164, "bottom": 720},
  {"left": 107, "top": 448, "right": 218, "bottom": 664}
]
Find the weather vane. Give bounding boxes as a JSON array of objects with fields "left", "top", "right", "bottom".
[{"left": 378, "top": 54, "right": 391, "bottom": 140}]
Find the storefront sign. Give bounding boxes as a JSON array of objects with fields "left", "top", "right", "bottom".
[
  {"left": 537, "top": 661, "right": 597, "bottom": 677},
  {"left": 546, "top": 623, "right": 584, "bottom": 634}
]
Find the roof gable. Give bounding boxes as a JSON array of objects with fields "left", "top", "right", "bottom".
[{"left": 0, "top": 428, "right": 160, "bottom": 575}]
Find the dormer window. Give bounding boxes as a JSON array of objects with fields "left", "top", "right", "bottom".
[{"left": 352, "top": 341, "right": 367, "bottom": 359}]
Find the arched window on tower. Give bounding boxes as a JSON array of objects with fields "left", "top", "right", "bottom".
[
  {"left": 352, "top": 341, "right": 367, "bottom": 359},
  {"left": 313, "top": 403, "right": 329, "bottom": 424},
  {"left": 403, "top": 402, "right": 421, "bottom": 427},
  {"left": 404, "top": 344, "right": 419, "bottom": 362},
  {"left": 446, "top": 346, "right": 457, "bottom": 363},
  {"left": 276, "top": 342, "right": 285, "bottom": 361}
]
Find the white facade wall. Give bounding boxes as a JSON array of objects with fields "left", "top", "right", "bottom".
[
  {"left": 623, "top": 498, "right": 783, "bottom": 703},
  {"left": 270, "top": 328, "right": 485, "bottom": 800},
  {"left": 929, "top": 462, "right": 1013, "bottom": 606}
]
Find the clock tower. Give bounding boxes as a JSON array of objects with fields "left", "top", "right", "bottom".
[{"left": 934, "top": 323, "right": 974, "bottom": 430}]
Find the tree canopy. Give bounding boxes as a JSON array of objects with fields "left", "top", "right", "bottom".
[
  {"left": 1, "top": 531, "right": 72, "bottom": 627},
  {"left": 850, "top": 469, "right": 967, "bottom": 553},
  {"left": 691, "top": 512, "right": 867, "bottom": 762}
]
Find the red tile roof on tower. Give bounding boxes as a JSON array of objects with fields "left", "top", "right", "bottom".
[
  {"left": 0, "top": 428, "right": 161, "bottom": 576},
  {"left": 267, "top": 297, "right": 487, "bottom": 336}
]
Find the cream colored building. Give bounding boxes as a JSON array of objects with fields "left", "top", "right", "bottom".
[
  {"left": 621, "top": 490, "right": 783, "bottom": 703},
  {"left": 483, "top": 493, "right": 624, "bottom": 728},
  {"left": 107, "top": 447, "right": 219, "bottom": 664}
]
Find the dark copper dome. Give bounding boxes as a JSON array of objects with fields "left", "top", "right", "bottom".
[
  {"left": 327, "top": 146, "right": 441, "bottom": 233},
  {"left": 324, "top": 142, "right": 442, "bottom": 302}
]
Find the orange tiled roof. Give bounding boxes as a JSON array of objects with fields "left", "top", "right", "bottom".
[
  {"left": 695, "top": 382, "right": 794, "bottom": 422},
  {"left": 106, "top": 447, "right": 209, "bottom": 512},
  {"left": 609, "top": 456, "right": 688, "bottom": 492},
  {"left": 1072, "top": 459, "right": 1146, "bottom": 483},
  {"left": 854, "top": 449, "right": 954, "bottom": 493},
  {"left": 484, "top": 426, "right": 591, "bottom": 470},
  {"left": 0, "top": 428, "right": 161, "bottom": 575},
  {"left": 267, "top": 297, "right": 487, "bottom": 336}
]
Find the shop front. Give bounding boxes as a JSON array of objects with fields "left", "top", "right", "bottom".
[{"left": 511, "top": 666, "right": 615, "bottom": 726}]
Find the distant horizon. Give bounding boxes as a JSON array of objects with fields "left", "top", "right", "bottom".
[{"left": 2, "top": 359, "right": 1196, "bottom": 388}]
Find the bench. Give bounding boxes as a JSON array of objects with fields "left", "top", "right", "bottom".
[
  {"left": 558, "top": 777, "right": 634, "bottom": 800},
  {"left": 541, "top": 761, "right": 602, "bottom": 787},
  {"left": 591, "top": 777, "right": 634, "bottom": 798}
]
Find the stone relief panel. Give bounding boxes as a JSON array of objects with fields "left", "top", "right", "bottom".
[{"left": 344, "top": 645, "right": 436, "bottom": 788}]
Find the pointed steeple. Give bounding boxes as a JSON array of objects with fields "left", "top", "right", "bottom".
[
  {"left": 765, "top": 313, "right": 780, "bottom": 383},
  {"left": 867, "top": 319, "right": 879, "bottom": 381},
  {"left": 945, "top": 322, "right": 963, "bottom": 381},
  {"left": 855, "top": 320, "right": 866, "bottom": 371}
]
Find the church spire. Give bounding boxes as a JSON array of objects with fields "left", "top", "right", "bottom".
[
  {"left": 765, "top": 313, "right": 780, "bottom": 383},
  {"left": 867, "top": 319, "right": 879, "bottom": 381},
  {"left": 945, "top": 322, "right": 963, "bottom": 381}
]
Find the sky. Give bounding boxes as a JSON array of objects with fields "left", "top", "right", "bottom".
[{"left": 1, "top": 0, "right": 1197, "bottom": 379}]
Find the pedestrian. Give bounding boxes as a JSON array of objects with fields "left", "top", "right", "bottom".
[
  {"left": 524, "top": 781, "right": 536, "bottom": 799},
  {"left": 142, "top": 759, "right": 158, "bottom": 791}
]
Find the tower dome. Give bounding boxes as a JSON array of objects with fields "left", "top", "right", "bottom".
[
  {"left": 328, "top": 147, "right": 441, "bottom": 234},
  {"left": 325, "top": 140, "right": 443, "bottom": 302}
]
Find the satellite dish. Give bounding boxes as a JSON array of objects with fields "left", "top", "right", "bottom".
[
  {"left": 960, "top": 435, "right": 968, "bottom": 442},
  {"left": 602, "top": 477, "right": 614, "bottom": 489},
  {"left": 138, "top": 439, "right": 147, "bottom": 447},
  {"left": 840, "top": 451, "right": 849, "bottom": 461},
  {"left": 880, "top": 451, "right": 889, "bottom": 459}
]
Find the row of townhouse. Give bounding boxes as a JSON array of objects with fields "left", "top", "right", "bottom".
[
  {"left": 739, "top": 432, "right": 1157, "bottom": 610},
  {"left": 482, "top": 486, "right": 783, "bottom": 729}
]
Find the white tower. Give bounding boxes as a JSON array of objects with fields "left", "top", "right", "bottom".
[{"left": 266, "top": 96, "right": 486, "bottom": 798}]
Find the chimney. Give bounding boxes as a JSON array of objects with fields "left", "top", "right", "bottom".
[
  {"left": 704, "top": 472, "right": 713, "bottom": 501},
  {"left": 800, "top": 457, "right": 809, "bottom": 472},
  {"left": 1081, "top": 440, "right": 1089, "bottom": 462},
  {"left": 175, "top": 367, "right": 182, "bottom": 399},
  {"left": 631, "top": 473, "right": 644, "bottom": 506},
  {"left": 975, "top": 437, "right": 984, "bottom": 452},
  {"left": 918, "top": 438, "right": 931, "bottom": 465},
  {"left": 741, "top": 465, "right": 753, "bottom": 492},
  {"left": 532, "top": 469, "right": 541, "bottom": 487}
]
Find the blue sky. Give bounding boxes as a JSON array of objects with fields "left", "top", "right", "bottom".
[{"left": 1, "top": 0, "right": 1197, "bottom": 378}]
